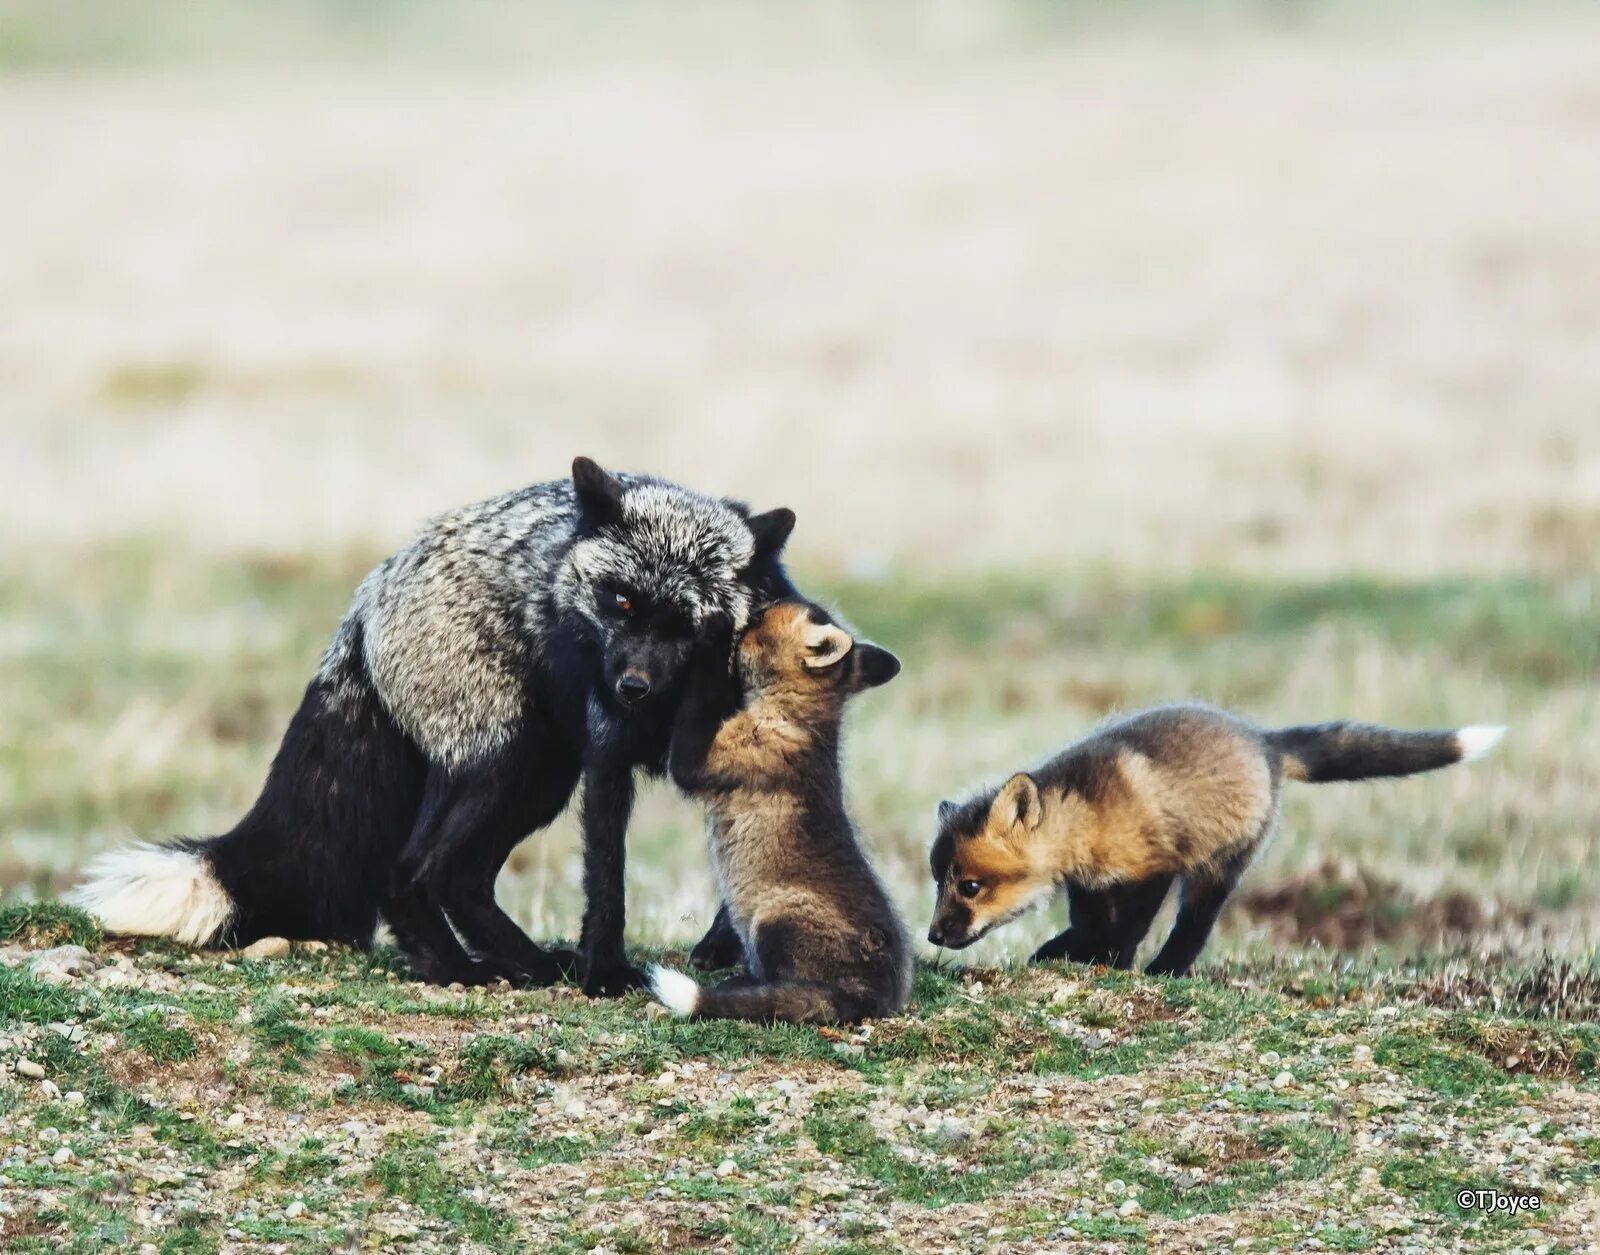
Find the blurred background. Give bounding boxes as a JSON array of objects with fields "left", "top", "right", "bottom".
[{"left": 2, "top": 0, "right": 1596, "bottom": 966}]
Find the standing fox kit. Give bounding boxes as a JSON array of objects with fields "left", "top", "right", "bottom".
[
  {"left": 928, "top": 704, "right": 1505, "bottom": 977},
  {"left": 648, "top": 601, "right": 910, "bottom": 1024}
]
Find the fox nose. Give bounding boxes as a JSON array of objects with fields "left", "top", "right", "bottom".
[
  {"left": 927, "top": 926, "right": 946, "bottom": 947},
  {"left": 615, "top": 674, "right": 651, "bottom": 704}
]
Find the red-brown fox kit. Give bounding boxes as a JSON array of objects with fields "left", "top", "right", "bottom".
[
  {"left": 927, "top": 704, "right": 1504, "bottom": 977},
  {"left": 647, "top": 600, "right": 911, "bottom": 1024}
]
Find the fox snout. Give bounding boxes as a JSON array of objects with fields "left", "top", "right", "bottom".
[
  {"left": 927, "top": 903, "right": 977, "bottom": 950},
  {"left": 614, "top": 671, "right": 652, "bottom": 705}
]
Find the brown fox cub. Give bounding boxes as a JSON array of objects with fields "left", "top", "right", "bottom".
[
  {"left": 647, "top": 601, "right": 911, "bottom": 1024},
  {"left": 927, "top": 704, "right": 1504, "bottom": 977}
]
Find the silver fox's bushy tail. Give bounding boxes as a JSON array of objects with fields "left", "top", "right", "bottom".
[
  {"left": 1269, "top": 721, "right": 1505, "bottom": 784},
  {"left": 67, "top": 617, "right": 417, "bottom": 950},
  {"left": 648, "top": 965, "right": 873, "bottom": 1025},
  {"left": 65, "top": 842, "right": 235, "bottom": 946}
]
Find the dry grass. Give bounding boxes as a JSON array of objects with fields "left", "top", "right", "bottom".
[
  {"left": 1, "top": 2, "right": 1597, "bottom": 965},
  {"left": 1, "top": 3, "right": 1598, "bottom": 576}
]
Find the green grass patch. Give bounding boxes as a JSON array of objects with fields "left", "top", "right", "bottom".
[
  {"left": 0, "top": 902, "right": 101, "bottom": 949},
  {"left": 369, "top": 1132, "right": 518, "bottom": 1246}
]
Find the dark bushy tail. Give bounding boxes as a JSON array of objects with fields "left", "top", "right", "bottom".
[
  {"left": 648, "top": 965, "right": 876, "bottom": 1025},
  {"left": 68, "top": 620, "right": 424, "bottom": 949},
  {"left": 1268, "top": 721, "right": 1504, "bottom": 784}
]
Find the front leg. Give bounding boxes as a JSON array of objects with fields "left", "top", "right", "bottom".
[
  {"left": 689, "top": 903, "right": 745, "bottom": 971},
  {"left": 668, "top": 613, "right": 739, "bottom": 795},
  {"left": 1031, "top": 883, "right": 1115, "bottom": 966},
  {"left": 578, "top": 751, "right": 645, "bottom": 997}
]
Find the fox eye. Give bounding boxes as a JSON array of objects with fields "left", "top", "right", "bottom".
[
  {"left": 957, "top": 879, "right": 982, "bottom": 899},
  {"left": 613, "top": 591, "right": 635, "bottom": 615}
]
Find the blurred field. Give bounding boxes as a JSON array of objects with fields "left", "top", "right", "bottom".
[{"left": 1, "top": 1, "right": 1597, "bottom": 964}]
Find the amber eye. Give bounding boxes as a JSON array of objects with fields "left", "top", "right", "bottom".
[
  {"left": 613, "top": 592, "right": 634, "bottom": 615},
  {"left": 958, "top": 879, "right": 982, "bottom": 899}
]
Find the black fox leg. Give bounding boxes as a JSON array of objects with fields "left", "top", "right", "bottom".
[
  {"left": 689, "top": 904, "right": 745, "bottom": 971},
  {"left": 1032, "top": 883, "right": 1115, "bottom": 965},
  {"left": 383, "top": 881, "right": 496, "bottom": 986},
  {"left": 667, "top": 614, "right": 739, "bottom": 795},
  {"left": 385, "top": 767, "right": 507, "bottom": 985},
  {"left": 1146, "top": 859, "right": 1247, "bottom": 978},
  {"left": 578, "top": 755, "right": 645, "bottom": 997},
  {"left": 431, "top": 750, "right": 584, "bottom": 987},
  {"left": 1105, "top": 875, "right": 1175, "bottom": 969}
]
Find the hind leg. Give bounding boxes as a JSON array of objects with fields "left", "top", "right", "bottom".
[
  {"left": 425, "top": 748, "right": 584, "bottom": 987},
  {"left": 689, "top": 904, "right": 745, "bottom": 971},
  {"left": 1145, "top": 858, "right": 1247, "bottom": 978},
  {"left": 389, "top": 750, "right": 579, "bottom": 987}
]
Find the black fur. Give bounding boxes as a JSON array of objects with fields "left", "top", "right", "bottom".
[
  {"left": 1267, "top": 722, "right": 1463, "bottom": 782},
  {"left": 118, "top": 461, "right": 796, "bottom": 995},
  {"left": 202, "top": 620, "right": 422, "bottom": 949}
]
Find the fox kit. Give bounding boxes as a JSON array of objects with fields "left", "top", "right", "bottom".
[
  {"left": 69, "top": 457, "right": 796, "bottom": 996},
  {"left": 648, "top": 601, "right": 910, "bottom": 1024},
  {"left": 927, "top": 704, "right": 1504, "bottom": 977}
]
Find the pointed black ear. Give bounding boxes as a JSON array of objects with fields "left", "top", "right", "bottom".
[
  {"left": 851, "top": 643, "right": 901, "bottom": 692},
  {"left": 572, "top": 456, "right": 625, "bottom": 527},
  {"left": 937, "top": 799, "right": 958, "bottom": 826},
  {"left": 747, "top": 507, "right": 796, "bottom": 561}
]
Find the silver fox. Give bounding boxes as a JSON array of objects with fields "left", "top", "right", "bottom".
[{"left": 69, "top": 457, "right": 796, "bottom": 995}]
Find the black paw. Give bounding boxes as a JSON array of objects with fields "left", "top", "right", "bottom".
[
  {"left": 1030, "top": 930, "right": 1088, "bottom": 965},
  {"left": 688, "top": 936, "right": 744, "bottom": 972},
  {"left": 581, "top": 957, "right": 649, "bottom": 998}
]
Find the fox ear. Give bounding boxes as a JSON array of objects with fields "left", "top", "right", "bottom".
[
  {"left": 572, "top": 457, "right": 625, "bottom": 527},
  {"left": 992, "top": 773, "right": 1042, "bottom": 832},
  {"left": 851, "top": 643, "right": 901, "bottom": 691},
  {"left": 802, "top": 621, "right": 853, "bottom": 669},
  {"left": 747, "top": 507, "right": 796, "bottom": 561},
  {"left": 937, "top": 800, "right": 959, "bottom": 826}
]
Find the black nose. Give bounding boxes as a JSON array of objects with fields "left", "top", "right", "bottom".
[
  {"left": 616, "top": 675, "right": 651, "bottom": 704},
  {"left": 927, "top": 927, "right": 945, "bottom": 946}
]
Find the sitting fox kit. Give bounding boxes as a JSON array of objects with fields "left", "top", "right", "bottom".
[
  {"left": 928, "top": 704, "right": 1504, "bottom": 977},
  {"left": 648, "top": 601, "right": 911, "bottom": 1024}
]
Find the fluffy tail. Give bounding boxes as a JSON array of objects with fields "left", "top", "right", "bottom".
[
  {"left": 1269, "top": 721, "right": 1505, "bottom": 783},
  {"left": 66, "top": 617, "right": 424, "bottom": 949},
  {"left": 647, "top": 965, "right": 872, "bottom": 1025},
  {"left": 65, "top": 842, "right": 234, "bottom": 946}
]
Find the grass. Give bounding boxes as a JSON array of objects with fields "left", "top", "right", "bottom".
[
  {"left": 0, "top": 919, "right": 1595, "bottom": 1251},
  {"left": 3, "top": 6, "right": 1599, "bottom": 1245},
  {"left": 3, "top": 543, "right": 1595, "bottom": 964}
]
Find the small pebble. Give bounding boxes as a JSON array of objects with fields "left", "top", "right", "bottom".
[{"left": 15, "top": 1059, "right": 45, "bottom": 1080}]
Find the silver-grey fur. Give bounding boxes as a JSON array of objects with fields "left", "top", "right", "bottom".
[{"left": 67, "top": 459, "right": 797, "bottom": 996}]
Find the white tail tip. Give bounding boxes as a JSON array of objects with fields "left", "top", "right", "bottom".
[
  {"left": 1455, "top": 725, "right": 1507, "bottom": 763},
  {"left": 647, "top": 964, "right": 701, "bottom": 1017},
  {"left": 63, "top": 843, "right": 234, "bottom": 947}
]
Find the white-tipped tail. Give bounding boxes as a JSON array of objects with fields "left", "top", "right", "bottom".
[
  {"left": 1455, "top": 725, "right": 1507, "bottom": 763},
  {"left": 647, "top": 964, "right": 702, "bottom": 1017},
  {"left": 64, "top": 843, "right": 234, "bottom": 946}
]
